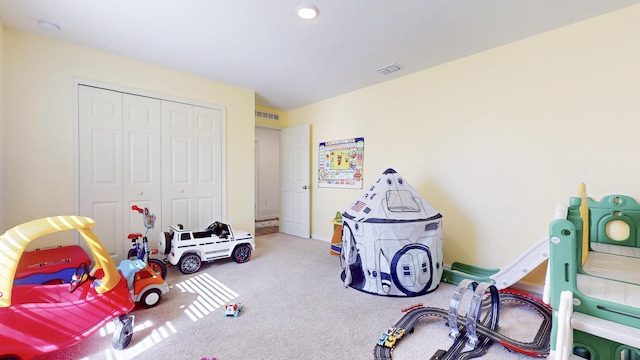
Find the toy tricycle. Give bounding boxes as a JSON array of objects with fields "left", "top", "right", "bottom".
[
  {"left": 0, "top": 216, "right": 136, "bottom": 359},
  {"left": 118, "top": 206, "right": 169, "bottom": 308},
  {"left": 127, "top": 205, "right": 167, "bottom": 279}
]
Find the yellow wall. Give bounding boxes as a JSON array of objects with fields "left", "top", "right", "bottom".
[
  {"left": 255, "top": 105, "right": 287, "bottom": 128},
  {"left": 287, "top": 4, "right": 640, "bottom": 286},
  {"left": 2, "top": 28, "right": 255, "bottom": 233},
  {"left": 0, "top": 22, "right": 4, "bottom": 232}
]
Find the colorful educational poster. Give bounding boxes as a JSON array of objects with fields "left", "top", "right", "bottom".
[{"left": 318, "top": 137, "right": 364, "bottom": 189}]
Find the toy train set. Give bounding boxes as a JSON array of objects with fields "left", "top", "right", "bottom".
[{"left": 373, "top": 284, "right": 552, "bottom": 360}]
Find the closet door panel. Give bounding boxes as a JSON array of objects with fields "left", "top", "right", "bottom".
[
  {"left": 194, "top": 106, "right": 222, "bottom": 229},
  {"left": 162, "top": 101, "right": 195, "bottom": 229},
  {"left": 78, "top": 86, "right": 124, "bottom": 260},
  {"left": 123, "top": 94, "right": 162, "bottom": 238}
]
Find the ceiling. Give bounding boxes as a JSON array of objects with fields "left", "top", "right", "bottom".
[{"left": 1, "top": 1, "right": 639, "bottom": 111}]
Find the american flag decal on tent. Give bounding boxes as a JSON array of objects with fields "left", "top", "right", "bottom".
[{"left": 351, "top": 200, "right": 366, "bottom": 212}]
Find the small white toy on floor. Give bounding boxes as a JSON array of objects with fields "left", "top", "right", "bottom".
[{"left": 224, "top": 303, "right": 243, "bottom": 317}]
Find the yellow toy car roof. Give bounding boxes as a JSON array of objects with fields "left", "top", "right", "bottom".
[{"left": 0, "top": 216, "right": 121, "bottom": 308}]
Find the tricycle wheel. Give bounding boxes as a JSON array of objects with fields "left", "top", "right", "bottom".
[
  {"left": 232, "top": 244, "right": 252, "bottom": 263},
  {"left": 140, "top": 288, "right": 162, "bottom": 308},
  {"left": 112, "top": 315, "right": 134, "bottom": 350},
  {"left": 127, "top": 248, "right": 138, "bottom": 260},
  {"left": 178, "top": 253, "right": 202, "bottom": 274},
  {"left": 148, "top": 259, "right": 168, "bottom": 279}
]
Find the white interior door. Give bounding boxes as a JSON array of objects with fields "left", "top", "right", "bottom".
[
  {"left": 78, "top": 86, "right": 124, "bottom": 260},
  {"left": 280, "top": 124, "right": 310, "bottom": 238}
]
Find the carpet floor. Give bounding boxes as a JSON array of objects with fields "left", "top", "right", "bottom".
[{"left": 32, "top": 232, "right": 550, "bottom": 360}]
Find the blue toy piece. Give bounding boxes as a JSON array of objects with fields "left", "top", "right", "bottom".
[
  {"left": 376, "top": 328, "right": 393, "bottom": 346},
  {"left": 117, "top": 259, "right": 147, "bottom": 290}
]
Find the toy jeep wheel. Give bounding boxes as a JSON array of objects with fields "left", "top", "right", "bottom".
[
  {"left": 112, "top": 315, "right": 134, "bottom": 350},
  {"left": 232, "top": 244, "right": 252, "bottom": 263},
  {"left": 140, "top": 288, "right": 162, "bottom": 308},
  {"left": 178, "top": 253, "right": 202, "bottom": 274},
  {"left": 161, "top": 232, "right": 172, "bottom": 255}
]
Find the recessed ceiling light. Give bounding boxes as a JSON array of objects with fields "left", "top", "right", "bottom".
[
  {"left": 297, "top": 4, "right": 319, "bottom": 20},
  {"left": 38, "top": 20, "right": 61, "bottom": 31}
]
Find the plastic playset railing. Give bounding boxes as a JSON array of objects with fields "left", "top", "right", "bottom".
[{"left": 548, "top": 184, "right": 640, "bottom": 360}]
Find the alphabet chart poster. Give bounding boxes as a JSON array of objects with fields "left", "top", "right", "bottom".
[{"left": 318, "top": 137, "right": 364, "bottom": 189}]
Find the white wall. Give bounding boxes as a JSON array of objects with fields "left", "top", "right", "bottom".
[
  {"left": 255, "top": 127, "right": 280, "bottom": 220},
  {"left": 287, "top": 4, "right": 640, "bottom": 285}
]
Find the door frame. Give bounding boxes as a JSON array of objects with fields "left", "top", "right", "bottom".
[
  {"left": 71, "top": 77, "right": 227, "bottom": 245},
  {"left": 255, "top": 124, "right": 283, "bottom": 222}
]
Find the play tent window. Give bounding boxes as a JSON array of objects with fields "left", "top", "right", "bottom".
[
  {"left": 386, "top": 190, "right": 420, "bottom": 212},
  {"left": 402, "top": 265, "right": 411, "bottom": 276}
]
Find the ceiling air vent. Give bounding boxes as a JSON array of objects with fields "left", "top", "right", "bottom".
[
  {"left": 255, "top": 110, "right": 280, "bottom": 121},
  {"left": 376, "top": 63, "right": 403, "bottom": 75}
]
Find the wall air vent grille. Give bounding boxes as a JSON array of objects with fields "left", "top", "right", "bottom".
[
  {"left": 255, "top": 110, "right": 280, "bottom": 121},
  {"left": 377, "top": 63, "right": 403, "bottom": 75}
]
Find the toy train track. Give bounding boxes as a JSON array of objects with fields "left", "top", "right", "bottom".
[{"left": 373, "top": 285, "right": 552, "bottom": 360}]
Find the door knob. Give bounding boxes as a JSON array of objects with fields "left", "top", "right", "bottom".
[{"left": 303, "top": 185, "right": 308, "bottom": 190}]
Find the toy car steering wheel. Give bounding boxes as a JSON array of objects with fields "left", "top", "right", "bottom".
[
  {"left": 206, "top": 222, "right": 218, "bottom": 232},
  {"left": 68, "top": 262, "right": 92, "bottom": 293}
]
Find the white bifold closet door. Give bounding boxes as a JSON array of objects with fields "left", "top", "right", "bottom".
[
  {"left": 160, "top": 100, "right": 223, "bottom": 233},
  {"left": 78, "top": 85, "right": 223, "bottom": 261}
]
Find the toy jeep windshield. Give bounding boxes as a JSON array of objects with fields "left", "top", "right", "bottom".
[{"left": 159, "top": 221, "right": 255, "bottom": 274}]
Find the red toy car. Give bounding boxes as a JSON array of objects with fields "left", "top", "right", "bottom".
[{"left": 0, "top": 216, "right": 136, "bottom": 359}]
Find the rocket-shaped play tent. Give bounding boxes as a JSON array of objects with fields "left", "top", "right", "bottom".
[{"left": 340, "top": 168, "right": 443, "bottom": 296}]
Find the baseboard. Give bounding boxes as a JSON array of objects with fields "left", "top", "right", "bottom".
[
  {"left": 255, "top": 218, "right": 279, "bottom": 228},
  {"left": 311, "top": 234, "right": 330, "bottom": 242},
  {"left": 509, "top": 281, "right": 545, "bottom": 298}
]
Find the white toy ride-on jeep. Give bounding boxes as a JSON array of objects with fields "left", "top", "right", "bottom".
[{"left": 159, "top": 221, "right": 255, "bottom": 274}]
